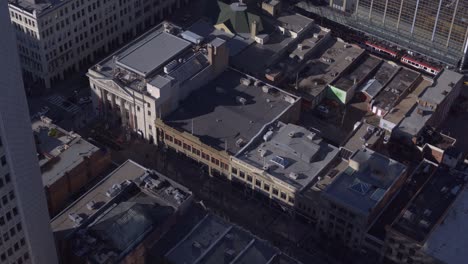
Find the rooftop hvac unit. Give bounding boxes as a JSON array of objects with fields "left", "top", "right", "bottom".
[
  {"left": 240, "top": 78, "right": 252, "bottom": 86},
  {"left": 307, "top": 132, "right": 316, "bottom": 141},
  {"left": 192, "top": 241, "right": 202, "bottom": 249},
  {"left": 262, "top": 85, "right": 270, "bottom": 93},
  {"left": 68, "top": 213, "right": 84, "bottom": 225},
  {"left": 225, "top": 249, "right": 236, "bottom": 258},
  {"left": 259, "top": 149, "right": 267, "bottom": 157},
  {"left": 86, "top": 201, "right": 97, "bottom": 210},
  {"left": 236, "top": 138, "right": 245, "bottom": 147},
  {"left": 419, "top": 220, "right": 430, "bottom": 229},
  {"left": 263, "top": 131, "right": 273, "bottom": 142},
  {"left": 289, "top": 172, "right": 299, "bottom": 180},
  {"left": 106, "top": 184, "right": 122, "bottom": 198},
  {"left": 402, "top": 210, "right": 414, "bottom": 221},
  {"left": 237, "top": 97, "right": 247, "bottom": 105},
  {"left": 423, "top": 209, "right": 432, "bottom": 217}
]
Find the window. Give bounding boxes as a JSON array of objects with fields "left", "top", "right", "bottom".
[
  {"left": 239, "top": 171, "right": 245, "bottom": 179},
  {"left": 288, "top": 197, "right": 295, "bottom": 203},
  {"left": 148, "top": 125, "right": 152, "bottom": 130},
  {"left": 246, "top": 175, "right": 253, "bottom": 182},
  {"left": 263, "top": 184, "right": 270, "bottom": 192},
  {"left": 272, "top": 188, "right": 279, "bottom": 196},
  {"left": 1, "top": 156, "right": 6, "bottom": 166},
  {"left": 255, "top": 179, "right": 261, "bottom": 187},
  {"left": 231, "top": 167, "right": 238, "bottom": 175},
  {"left": 137, "top": 106, "right": 140, "bottom": 111},
  {"left": 147, "top": 110, "right": 151, "bottom": 116},
  {"left": 5, "top": 173, "right": 10, "bottom": 183},
  {"left": 280, "top": 192, "right": 287, "bottom": 199}
]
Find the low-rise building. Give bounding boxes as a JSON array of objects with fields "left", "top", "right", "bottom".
[
  {"left": 8, "top": 0, "right": 187, "bottom": 89},
  {"left": 32, "top": 117, "right": 111, "bottom": 217},
  {"left": 370, "top": 68, "right": 421, "bottom": 117},
  {"left": 319, "top": 148, "right": 408, "bottom": 249},
  {"left": 384, "top": 164, "right": 467, "bottom": 264},
  {"left": 231, "top": 122, "right": 339, "bottom": 210},
  {"left": 394, "top": 70, "right": 463, "bottom": 143},
  {"left": 51, "top": 159, "right": 193, "bottom": 264},
  {"left": 87, "top": 22, "right": 229, "bottom": 141},
  {"left": 328, "top": 53, "right": 381, "bottom": 104},
  {"left": 165, "top": 213, "right": 302, "bottom": 264},
  {"left": 156, "top": 70, "right": 301, "bottom": 178},
  {"left": 296, "top": 39, "right": 364, "bottom": 108}
]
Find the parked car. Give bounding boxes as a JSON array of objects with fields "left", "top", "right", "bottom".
[
  {"left": 78, "top": 97, "right": 91, "bottom": 105},
  {"left": 317, "top": 105, "right": 330, "bottom": 115},
  {"left": 37, "top": 106, "right": 50, "bottom": 116},
  {"left": 383, "top": 135, "right": 391, "bottom": 144}
]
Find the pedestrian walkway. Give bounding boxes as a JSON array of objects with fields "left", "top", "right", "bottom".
[{"left": 46, "top": 95, "right": 80, "bottom": 114}]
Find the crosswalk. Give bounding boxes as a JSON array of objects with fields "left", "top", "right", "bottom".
[{"left": 46, "top": 95, "right": 81, "bottom": 114}]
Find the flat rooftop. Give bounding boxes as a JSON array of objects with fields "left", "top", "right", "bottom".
[
  {"left": 115, "top": 31, "right": 191, "bottom": 77},
  {"left": 92, "top": 22, "right": 210, "bottom": 95},
  {"left": 397, "top": 70, "right": 463, "bottom": 138},
  {"left": 237, "top": 123, "right": 339, "bottom": 191},
  {"left": 297, "top": 40, "right": 364, "bottom": 98},
  {"left": 359, "top": 61, "right": 400, "bottom": 99},
  {"left": 383, "top": 78, "right": 431, "bottom": 126},
  {"left": 8, "top": 0, "right": 62, "bottom": 14},
  {"left": 164, "top": 70, "right": 299, "bottom": 154},
  {"left": 165, "top": 214, "right": 301, "bottom": 264},
  {"left": 368, "top": 160, "right": 439, "bottom": 240},
  {"left": 422, "top": 184, "right": 468, "bottom": 264},
  {"left": 419, "top": 70, "right": 463, "bottom": 105},
  {"left": 231, "top": 13, "right": 315, "bottom": 74},
  {"left": 332, "top": 54, "right": 381, "bottom": 92},
  {"left": 324, "top": 148, "right": 406, "bottom": 215},
  {"left": 342, "top": 122, "right": 382, "bottom": 153},
  {"left": 32, "top": 118, "right": 100, "bottom": 187},
  {"left": 391, "top": 166, "right": 466, "bottom": 243},
  {"left": 372, "top": 68, "right": 420, "bottom": 112},
  {"left": 51, "top": 160, "right": 191, "bottom": 237}
]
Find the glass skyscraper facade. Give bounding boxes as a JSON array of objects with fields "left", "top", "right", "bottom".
[{"left": 299, "top": 0, "right": 468, "bottom": 68}]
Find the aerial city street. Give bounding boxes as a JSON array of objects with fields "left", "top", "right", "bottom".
[{"left": 1, "top": 0, "right": 468, "bottom": 263}]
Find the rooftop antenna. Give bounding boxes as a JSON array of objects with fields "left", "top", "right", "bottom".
[
  {"left": 191, "top": 119, "right": 194, "bottom": 134},
  {"left": 225, "top": 139, "right": 227, "bottom": 151}
]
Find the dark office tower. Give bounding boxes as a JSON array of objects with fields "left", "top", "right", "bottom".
[{"left": 0, "top": 1, "right": 59, "bottom": 264}]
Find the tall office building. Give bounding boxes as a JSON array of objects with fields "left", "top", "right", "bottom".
[
  {"left": 299, "top": 0, "right": 468, "bottom": 68},
  {"left": 8, "top": 0, "right": 188, "bottom": 89},
  {"left": 0, "top": 1, "right": 58, "bottom": 264}
]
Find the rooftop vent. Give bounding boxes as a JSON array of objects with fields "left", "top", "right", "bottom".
[
  {"left": 403, "top": 210, "right": 414, "bottom": 221},
  {"left": 288, "top": 131, "right": 296, "bottom": 138},
  {"left": 270, "top": 156, "right": 289, "bottom": 169},
  {"left": 86, "top": 201, "right": 97, "bottom": 210},
  {"left": 263, "top": 131, "right": 274, "bottom": 142},
  {"left": 106, "top": 184, "right": 122, "bottom": 198},
  {"left": 419, "top": 219, "right": 430, "bottom": 229},
  {"left": 289, "top": 172, "right": 299, "bottom": 180},
  {"left": 68, "top": 213, "right": 84, "bottom": 225},
  {"left": 423, "top": 209, "right": 432, "bottom": 217},
  {"left": 237, "top": 97, "right": 247, "bottom": 105},
  {"left": 240, "top": 78, "right": 252, "bottom": 86}
]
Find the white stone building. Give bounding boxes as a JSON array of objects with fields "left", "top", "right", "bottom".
[
  {"left": 87, "top": 22, "right": 229, "bottom": 142},
  {"left": 8, "top": 0, "right": 188, "bottom": 89}
]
